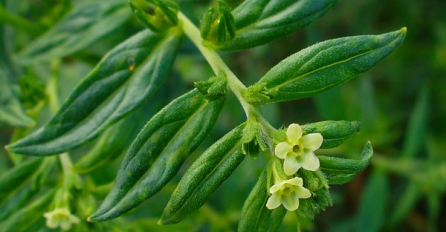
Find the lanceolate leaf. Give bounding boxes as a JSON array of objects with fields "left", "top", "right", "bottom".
[
  {"left": 89, "top": 89, "right": 225, "bottom": 222},
  {"left": 160, "top": 124, "right": 246, "bottom": 224},
  {"left": 8, "top": 28, "right": 182, "bottom": 156},
  {"left": 222, "top": 0, "right": 337, "bottom": 51},
  {"left": 319, "top": 142, "right": 373, "bottom": 185},
  {"left": 245, "top": 28, "right": 406, "bottom": 106},
  {"left": 238, "top": 168, "right": 287, "bottom": 232},
  {"left": 17, "top": 0, "right": 131, "bottom": 63},
  {"left": 0, "top": 73, "right": 34, "bottom": 127},
  {"left": 301, "top": 120, "right": 361, "bottom": 149}
]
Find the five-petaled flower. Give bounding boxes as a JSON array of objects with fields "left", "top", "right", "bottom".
[
  {"left": 44, "top": 208, "right": 80, "bottom": 230},
  {"left": 275, "top": 123, "right": 323, "bottom": 176},
  {"left": 266, "top": 176, "right": 311, "bottom": 211}
]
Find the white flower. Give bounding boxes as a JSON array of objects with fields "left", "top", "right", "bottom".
[
  {"left": 275, "top": 123, "right": 323, "bottom": 176},
  {"left": 266, "top": 177, "right": 311, "bottom": 211},
  {"left": 44, "top": 208, "right": 80, "bottom": 230}
]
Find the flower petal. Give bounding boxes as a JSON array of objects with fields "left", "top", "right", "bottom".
[
  {"left": 295, "top": 186, "right": 311, "bottom": 199},
  {"left": 270, "top": 182, "right": 284, "bottom": 194},
  {"left": 266, "top": 193, "right": 282, "bottom": 209},
  {"left": 286, "top": 177, "right": 303, "bottom": 187},
  {"left": 301, "top": 133, "right": 323, "bottom": 151},
  {"left": 298, "top": 152, "right": 320, "bottom": 171},
  {"left": 61, "top": 220, "right": 72, "bottom": 230},
  {"left": 281, "top": 191, "right": 299, "bottom": 211},
  {"left": 275, "top": 142, "right": 292, "bottom": 159},
  {"left": 284, "top": 157, "right": 300, "bottom": 176},
  {"left": 287, "top": 124, "right": 302, "bottom": 145}
]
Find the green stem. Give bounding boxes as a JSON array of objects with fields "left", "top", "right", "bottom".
[
  {"left": 178, "top": 12, "right": 277, "bottom": 138},
  {"left": 0, "top": 5, "right": 44, "bottom": 35}
]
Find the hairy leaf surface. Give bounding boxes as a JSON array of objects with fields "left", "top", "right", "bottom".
[
  {"left": 301, "top": 120, "right": 360, "bottom": 149},
  {"left": 222, "top": 0, "right": 337, "bottom": 51},
  {"left": 8, "top": 28, "right": 182, "bottom": 156},
  {"left": 161, "top": 124, "right": 245, "bottom": 224},
  {"left": 89, "top": 89, "right": 225, "bottom": 222},
  {"left": 246, "top": 28, "right": 406, "bottom": 105}
]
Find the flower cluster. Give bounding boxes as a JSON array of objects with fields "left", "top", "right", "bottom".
[{"left": 266, "top": 123, "right": 323, "bottom": 211}]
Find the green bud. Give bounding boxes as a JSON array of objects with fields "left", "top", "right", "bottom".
[
  {"left": 200, "top": 1, "right": 236, "bottom": 47},
  {"left": 194, "top": 75, "right": 227, "bottom": 98},
  {"left": 129, "top": 0, "right": 178, "bottom": 33}
]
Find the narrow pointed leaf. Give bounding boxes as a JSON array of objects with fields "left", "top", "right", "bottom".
[
  {"left": 319, "top": 141, "right": 373, "bottom": 185},
  {"left": 301, "top": 120, "right": 361, "bottom": 149},
  {"left": 0, "top": 73, "right": 34, "bottom": 127},
  {"left": 161, "top": 124, "right": 245, "bottom": 224},
  {"left": 222, "top": 0, "right": 337, "bottom": 51},
  {"left": 17, "top": 0, "right": 131, "bottom": 63},
  {"left": 246, "top": 28, "right": 406, "bottom": 105},
  {"left": 8, "top": 28, "right": 182, "bottom": 156},
  {"left": 89, "top": 89, "right": 225, "bottom": 222}
]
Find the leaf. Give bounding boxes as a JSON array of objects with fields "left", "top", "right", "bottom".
[
  {"left": 238, "top": 168, "right": 287, "bottom": 232},
  {"left": 356, "top": 169, "right": 389, "bottom": 232},
  {"left": 0, "top": 190, "right": 55, "bottom": 232},
  {"left": 222, "top": 0, "right": 337, "bottom": 51},
  {"left": 74, "top": 98, "right": 163, "bottom": 174},
  {"left": 7, "top": 28, "right": 183, "bottom": 156},
  {"left": 17, "top": 0, "right": 132, "bottom": 63},
  {"left": 245, "top": 28, "right": 407, "bottom": 106},
  {"left": 89, "top": 89, "right": 225, "bottom": 222},
  {"left": 301, "top": 120, "right": 361, "bottom": 149},
  {"left": 389, "top": 182, "right": 420, "bottom": 226},
  {"left": 319, "top": 141, "right": 373, "bottom": 185},
  {"left": 160, "top": 124, "right": 246, "bottom": 224},
  {"left": 0, "top": 158, "right": 43, "bottom": 204},
  {"left": 0, "top": 73, "right": 34, "bottom": 127}
]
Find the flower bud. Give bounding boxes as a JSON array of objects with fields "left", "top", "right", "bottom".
[
  {"left": 129, "top": 0, "right": 178, "bottom": 33},
  {"left": 200, "top": 1, "right": 236, "bottom": 47}
]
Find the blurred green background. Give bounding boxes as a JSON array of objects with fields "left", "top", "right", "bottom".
[{"left": 0, "top": 0, "right": 445, "bottom": 231}]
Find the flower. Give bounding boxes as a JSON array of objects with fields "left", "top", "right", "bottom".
[
  {"left": 44, "top": 208, "right": 80, "bottom": 230},
  {"left": 266, "top": 177, "right": 311, "bottom": 211},
  {"left": 275, "top": 123, "right": 323, "bottom": 176}
]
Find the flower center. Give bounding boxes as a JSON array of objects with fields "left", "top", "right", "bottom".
[
  {"left": 282, "top": 185, "right": 294, "bottom": 195},
  {"left": 293, "top": 144, "right": 301, "bottom": 153}
]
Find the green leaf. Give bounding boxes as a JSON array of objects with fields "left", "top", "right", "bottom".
[
  {"left": 7, "top": 28, "right": 182, "bottom": 156},
  {"left": 0, "top": 158, "right": 43, "bottom": 205},
  {"left": 0, "top": 73, "right": 34, "bottom": 127},
  {"left": 389, "top": 182, "right": 420, "bottom": 226},
  {"left": 356, "top": 169, "right": 389, "bottom": 232},
  {"left": 17, "top": 0, "right": 131, "bottom": 63},
  {"left": 0, "top": 190, "right": 55, "bottom": 232},
  {"left": 74, "top": 99, "right": 163, "bottom": 174},
  {"left": 301, "top": 120, "right": 361, "bottom": 149},
  {"left": 245, "top": 28, "right": 406, "bottom": 106},
  {"left": 222, "top": 0, "right": 337, "bottom": 51},
  {"left": 319, "top": 141, "right": 373, "bottom": 185},
  {"left": 238, "top": 168, "right": 287, "bottom": 232},
  {"left": 160, "top": 124, "right": 246, "bottom": 224},
  {"left": 89, "top": 89, "right": 225, "bottom": 222}
]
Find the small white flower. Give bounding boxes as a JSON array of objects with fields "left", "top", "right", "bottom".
[
  {"left": 44, "top": 208, "right": 80, "bottom": 231},
  {"left": 266, "top": 177, "right": 311, "bottom": 211},
  {"left": 275, "top": 123, "right": 323, "bottom": 176}
]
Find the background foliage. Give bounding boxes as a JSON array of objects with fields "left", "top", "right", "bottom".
[{"left": 0, "top": 0, "right": 445, "bottom": 231}]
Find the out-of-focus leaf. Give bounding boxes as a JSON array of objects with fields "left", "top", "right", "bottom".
[
  {"left": 245, "top": 28, "right": 406, "bottom": 106},
  {"left": 0, "top": 158, "right": 43, "bottom": 204},
  {"left": 222, "top": 0, "right": 337, "bottom": 51},
  {"left": 319, "top": 142, "right": 373, "bottom": 185},
  {"left": 89, "top": 89, "right": 225, "bottom": 222},
  {"left": 131, "top": 218, "right": 195, "bottom": 232},
  {"left": 0, "top": 190, "right": 55, "bottom": 232},
  {"left": 402, "top": 86, "right": 429, "bottom": 158},
  {"left": 0, "top": 72, "right": 34, "bottom": 127},
  {"left": 301, "top": 120, "right": 361, "bottom": 149},
  {"left": 17, "top": 0, "right": 132, "bottom": 63},
  {"left": 8, "top": 28, "right": 182, "bottom": 156},
  {"left": 160, "top": 124, "right": 245, "bottom": 224},
  {"left": 356, "top": 169, "right": 389, "bottom": 232}
]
